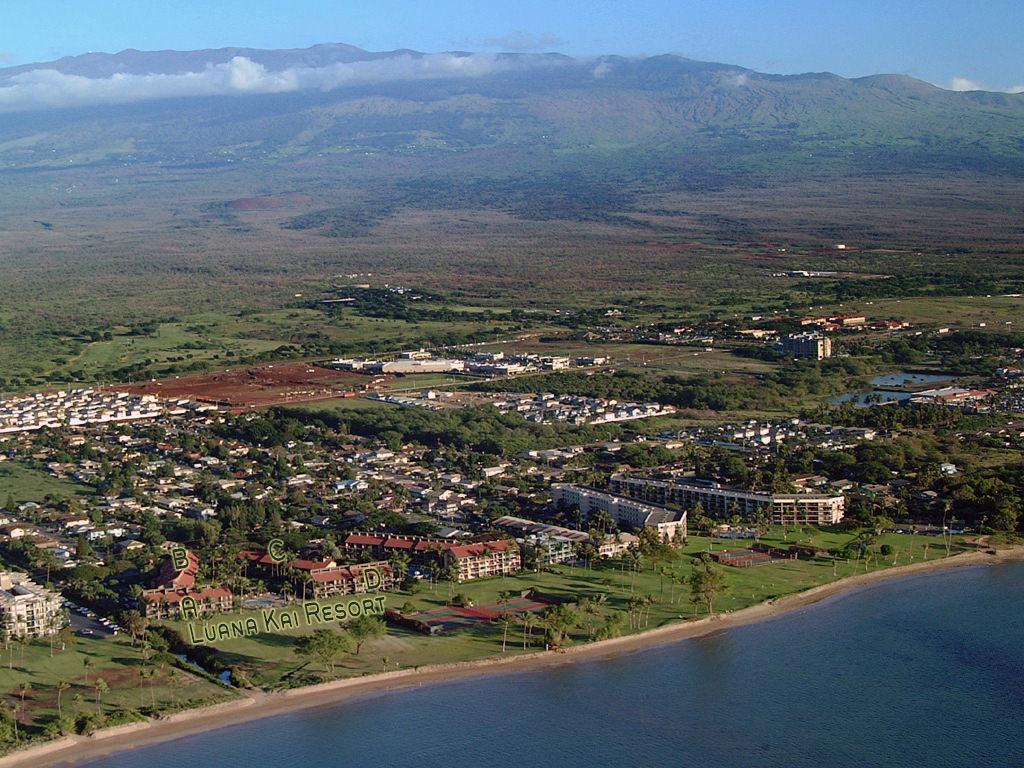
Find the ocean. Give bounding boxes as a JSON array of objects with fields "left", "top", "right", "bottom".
[{"left": 78, "top": 561, "right": 1024, "bottom": 768}]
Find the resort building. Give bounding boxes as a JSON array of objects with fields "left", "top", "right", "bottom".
[
  {"left": 140, "top": 585, "right": 233, "bottom": 620},
  {"left": 444, "top": 540, "right": 521, "bottom": 581},
  {"left": 550, "top": 485, "right": 688, "bottom": 542},
  {"left": 287, "top": 558, "right": 396, "bottom": 599},
  {"left": 609, "top": 474, "right": 845, "bottom": 526},
  {"left": 0, "top": 571, "right": 64, "bottom": 639},
  {"left": 142, "top": 548, "right": 233, "bottom": 619}
]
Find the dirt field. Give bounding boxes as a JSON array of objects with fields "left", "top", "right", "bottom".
[{"left": 116, "top": 362, "right": 384, "bottom": 410}]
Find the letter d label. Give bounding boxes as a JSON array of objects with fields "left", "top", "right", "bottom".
[{"left": 363, "top": 567, "right": 382, "bottom": 591}]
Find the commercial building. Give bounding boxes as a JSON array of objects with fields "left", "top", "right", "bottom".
[
  {"left": 609, "top": 474, "right": 845, "bottom": 526},
  {"left": 550, "top": 485, "right": 687, "bottom": 542},
  {"left": 780, "top": 332, "right": 832, "bottom": 360},
  {"left": 0, "top": 572, "right": 64, "bottom": 639},
  {"left": 380, "top": 359, "right": 466, "bottom": 374}
]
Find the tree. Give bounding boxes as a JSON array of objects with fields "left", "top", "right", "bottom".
[
  {"left": 16, "top": 682, "right": 31, "bottom": 736},
  {"left": 497, "top": 612, "right": 516, "bottom": 652},
  {"left": 122, "top": 610, "right": 148, "bottom": 648},
  {"left": 689, "top": 554, "right": 724, "bottom": 616},
  {"left": 346, "top": 616, "right": 385, "bottom": 656},
  {"left": 55, "top": 680, "right": 70, "bottom": 718},
  {"left": 0, "top": 702, "right": 16, "bottom": 744},
  {"left": 295, "top": 629, "right": 351, "bottom": 674},
  {"left": 93, "top": 677, "right": 108, "bottom": 717},
  {"left": 541, "top": 604, "right": 579, "bottom": 647},
  {"left": 521, "top": 612, "right": 537, "bottom": 649}
]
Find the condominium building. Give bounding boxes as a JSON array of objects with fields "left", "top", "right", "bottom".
[
  {"left": 781, "top": 332, "right": 832, "bottom": 360},
  {"left": 0, "top": 572, "right": 64, "bottom": 639},
  {"left": 551, "top": 485, "right": 687, "bottom": 542},
  {"left": 609, "top": 474, "right": 845, "bottom": 526}
]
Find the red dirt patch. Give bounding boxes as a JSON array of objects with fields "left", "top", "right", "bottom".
[{"left": 116, "top": 362, "right": 385, "bottom": 411}]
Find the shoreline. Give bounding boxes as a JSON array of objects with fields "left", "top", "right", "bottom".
[{"left": 4, "top": 546, "right": 1022, "bottom": 768}]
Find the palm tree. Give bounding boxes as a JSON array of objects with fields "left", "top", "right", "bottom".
[
  {"left": 389, "top": 552, "right": 411, "bottom": 587},
  {"left": 82, "top": 655, "right": 93, "bottom": 683},
  {"left": 17, "top": 682, "right": 31, "bottom": 734},
  {"left": 93, "top": 677, "right": 108, "bottom": 717},
  {"left": 521, "top": 612, "right": 536, "bottom": 650},
  {"left": 497, "top": 612, "right": 516, "bottom": 652},
  {"left": 55, "top": 680, "right": 70, "bottom": 718}
]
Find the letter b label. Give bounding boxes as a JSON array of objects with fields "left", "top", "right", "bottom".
[{"left": 171, "top": 547, "right": 189, "bottom": 571}]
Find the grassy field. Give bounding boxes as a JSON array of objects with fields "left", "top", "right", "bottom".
[
  {"left": 853, "top": 296, "right": 1024, "bottom": 330},
  {"left": 161, "top": 528, "right": 968, "bottom": 690},
  {"left": 0, "top": 632, "right": 235, "bottom": 746},
  {"left": 0, "top": 462, "right": 93, "bottom": 505}
]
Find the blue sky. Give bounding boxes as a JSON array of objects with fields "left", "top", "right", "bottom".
[{"left": 2, "top": 0, "right": 1022, "bottom": 91}]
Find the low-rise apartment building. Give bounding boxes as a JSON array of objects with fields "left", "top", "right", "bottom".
[
  {"left": 140, "top": 585, "right": 233, "bottom": 620},
  {"left": 444, "top": 540, "right": 521, "bottom": 581}
]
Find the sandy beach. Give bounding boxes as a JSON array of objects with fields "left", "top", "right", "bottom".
[{"left": 3, "top": 546, "right": 1021, "bottom": 768}]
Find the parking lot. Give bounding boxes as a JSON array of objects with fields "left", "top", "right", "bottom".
[{"left": 65, "top": 601, "right": 120, "bottom": 638}]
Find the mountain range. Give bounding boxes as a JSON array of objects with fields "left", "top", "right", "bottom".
[
  {"left": 1, "top": 43, "right": 1023, "bottom": 251},
  {"left": 2, "top": 43, "right": 1022, "bottom": 174}
]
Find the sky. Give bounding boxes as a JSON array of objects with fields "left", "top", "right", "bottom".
[{"left": 1, "top": 0, "right": 1022, "bottom": 93}]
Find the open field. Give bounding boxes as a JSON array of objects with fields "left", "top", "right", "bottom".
[
  {"left": 115, "top": 362, "right": 377, "bottom": 410},
  {"left": 0, "top": 462, "right": 92, "bottom": 505},
  {"left": 863, "top": 295, "right": 1024, "bottom": 329}
]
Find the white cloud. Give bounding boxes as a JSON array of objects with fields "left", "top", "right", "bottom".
[
  {"left": 728, "top": 72, "right": 750, "bottom": 87},
  {"left": 949, "top": 77, "right": 988, "bottom": 92},
  {"left": 0, "top": 53, "right": 553, "bottom": 114},
  {"left": 480, "top": 32, "right": 564, "bottom": 52},
  {"left": 592, "top": 62, "right": 613, "bottom": 79},
  {"left": 946, "top": 76, "right": 1024, "bottom": 94}
]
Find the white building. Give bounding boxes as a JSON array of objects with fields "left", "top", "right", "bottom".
[
  {"left": 0, "top": 572, "right": 64, "bottom": 639},
  {"left": 551, "top": 485, "right": 687, "bottom": 542},
  {"left": 610, "top": 474, "right": 845, "bottom": 526}
]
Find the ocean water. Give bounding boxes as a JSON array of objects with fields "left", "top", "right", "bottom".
[{"left": 78, "top": 562, "right": 1024, "bottom": 768}]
